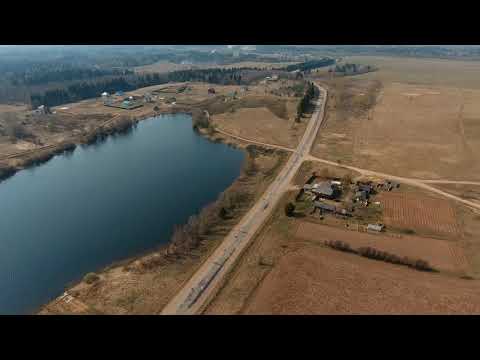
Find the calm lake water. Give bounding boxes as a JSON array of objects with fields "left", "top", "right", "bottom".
[{"left": 0, "top": 114, "right": 245, "bottom": 314}]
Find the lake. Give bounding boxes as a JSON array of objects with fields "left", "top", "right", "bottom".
[{"left": 0, "top": 113, "right": 245, "bottom": 314}]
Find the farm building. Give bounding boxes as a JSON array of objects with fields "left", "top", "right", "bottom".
[
  {"left": 382, "top": 180, "right": 400, "bottom": 191},
  {"left": 354, "top": 190, "right": 368, "bottom": 202},
  {"left": 303, "top": 184, "right": 314, "bottom": 191},
  {"left": 311, "top": 182, "right": 340, "bottom": 200},
  {"left": 33, "top": 105, "right": 47, "bottom": 115},
  {"left": 358, "top": 184, "right": 374, "bottom": 194},
  {"left": 143, "top": 92, "right": 154, "bottom": 103},
  {"left": 314, "top": 202, "right": 336, "bottom": 213},
  {"left": 367, "top": 223, "right": 385, "bottom": 232},
  {"left": 104, "top": 98, "right": 143, "bottom": 110}
]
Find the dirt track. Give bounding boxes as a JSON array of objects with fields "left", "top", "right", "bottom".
[
  {"left": 213, "top": 124, "right": 480, "bottom": 211},
  {"left": 214, "top": 128, "right": 296, "bottom": 153},
  {"left": 306, "top": 156, "right": 480, "bottom": 211}
]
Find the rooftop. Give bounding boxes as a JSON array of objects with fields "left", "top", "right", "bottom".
[
  {"left": 314, "top": 202, "right": 336, "bottom": 212},
  {"left": 312, "top": 182, "right": 336, "bottom": 196},
  {"left": 367, "top": 224, "right": 384, "bottom": 232},
  {"left": 355, "top": 190, "right": 368, "bottom": 200}
]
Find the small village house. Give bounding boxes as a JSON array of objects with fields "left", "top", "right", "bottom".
[
  {"left": 33, "top": 104, "right": 47, "bottom": 115},
  {"left": 354, "top": 190, "right": 368, "bottom": 202},
  {"left": 314, "top": 201, "right": 336, "bottom": 213},
  {"left": 311, "top": 181, "right": 340, "bottom": 200},
  {"left": 367, "top": 223, "right": 385, "bottom": 232}
]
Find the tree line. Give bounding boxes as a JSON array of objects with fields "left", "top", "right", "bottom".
[
  {"left": 296, "top": 81, "right": 316, "bottom": 120},
  {"left": 167, "top": 67, "right": 248, "bottom": 85},
  {"left": 282, "top": 58, "right": 335, "bottom": 72},
  {"left": 29, "top": 67, "right": 266, "bottom": 108},
  {"left": 11, "top": 65, "right": 133, "bottom": 86},
  {"left": 333, "top": 63, "right": 374, "bottom": 76},
  {"left": 30, "top": 72, "right": 169, "bottom": 108}
]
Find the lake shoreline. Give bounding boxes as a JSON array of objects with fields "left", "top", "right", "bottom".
[
  {"left": 37, "top": 120, "right": 288, "bottom": 315},
  {"left": 0, "top": 110, "right": 249, "bottom": 315},
  {"left": 0, "top": 103, "right": 283, "bottom": 315},
  {"left": 0, "top": 107, "right": 200, "bottom": 185}
]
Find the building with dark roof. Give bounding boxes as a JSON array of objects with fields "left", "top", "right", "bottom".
[
  {"left": 354, "top": 190, "right": 368, "bottom": 202},
  {"left": 314, "top": 201, "right": 336, "bottom": 212},
  {"left": 311, "top": 181, "right": 340, "bottom": 199},
  {"left": 358, "top": 184, "right": 373, "bottom": 194}
]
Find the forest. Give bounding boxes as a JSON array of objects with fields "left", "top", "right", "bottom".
[
  {"left": 282, "top": 58, "right": 336, "bottom": 72},
  {"left": 29, "top": 67, "right": 275, "bottom": 108}
]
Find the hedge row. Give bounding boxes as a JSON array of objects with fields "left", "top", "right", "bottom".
[{"left": 324, "top": 241, "right": 435, "bottom": 272}]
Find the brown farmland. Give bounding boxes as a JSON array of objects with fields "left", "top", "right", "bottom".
[
  {"left": 244, "top": 246, "right": 480, "bottom": 315},
  {"left": 295, "top": 221, "right": 468, "bottom": 274},
  {"left": 379, "top": 192, "right": 461, "bottom": 237}
]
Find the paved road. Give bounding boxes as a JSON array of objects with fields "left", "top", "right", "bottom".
[{"left": 160, "top": 84, "right": 328, "bottom": 315}]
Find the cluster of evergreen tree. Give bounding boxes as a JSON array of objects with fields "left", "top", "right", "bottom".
[
  {"left": 167, "top": 68, "right": 247, "bottom": 85},
  {"left": 11, "top": 65, "right": 133, "bottom": 86},
  {"left": 30, "top": 72, "right": 169, "bottom": 108},
  {"left": 335, "top": 63, "right": 358, "bottom": 73},
  {"left": 29, "top": 66, "right": 274, "bottom": 108},
  {"left": 29, "top": 67, "right": 255, "bottom": 108},
  {"left": 296, "top": 82, "right": 316, "bottom": 119},
  {"left": 334, "top": 63, "right": 373, "bottom": 75},
  {"left": 283, "top": 58, "right": 335, "bottom": 72}
]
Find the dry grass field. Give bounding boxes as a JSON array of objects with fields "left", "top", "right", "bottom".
[
  {"left": 211, "top": 99, "right": 304, "bottom": 148},
  {"left": 311, "top": 56, "right": 480, "bottom": 180},
  {"left": 347, "top": 55, "right": 480, "bottom": 89}
]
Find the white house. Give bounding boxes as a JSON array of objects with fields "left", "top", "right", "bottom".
[
  {"left": 367, "top": 223, "right": 385, "bottom": 232},
  {"left": 33, "top": 105, "right": 46, "bottom": 115}
]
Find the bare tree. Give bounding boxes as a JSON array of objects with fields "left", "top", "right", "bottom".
[{"left": 1, "top": 112, "right": 33, "bottom": 143}]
